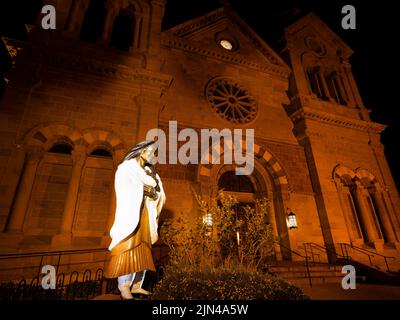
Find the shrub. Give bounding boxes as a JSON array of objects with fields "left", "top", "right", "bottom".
[
  {"left": 153, "top": 193, "right": 309, "bottom": 300},
  {"left": 152, "top": 263, "right": 309, "bottom": 300}
]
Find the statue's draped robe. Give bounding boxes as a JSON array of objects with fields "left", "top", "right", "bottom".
[{"left": 105, "top": 159, "right": 165, "bottom": 278}]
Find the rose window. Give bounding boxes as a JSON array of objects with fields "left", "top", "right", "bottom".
[{"left": 205, "top": 78, "right": 258, "bottom": 124}]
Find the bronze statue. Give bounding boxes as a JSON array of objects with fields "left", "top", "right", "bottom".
[{"left": 105, "top": 140, "right": 165, "bottom": 299}]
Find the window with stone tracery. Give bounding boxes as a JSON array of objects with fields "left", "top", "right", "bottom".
[{"left": 205, "top": 78, "right": 258, "bottom": 124}]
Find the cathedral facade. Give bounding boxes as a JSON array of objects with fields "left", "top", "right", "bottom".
[{"left": 0, "top": 0, "right": 399, "bottom": 278}]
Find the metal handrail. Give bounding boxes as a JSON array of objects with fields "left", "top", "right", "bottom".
[
  {"left": 338, "top": 243, "right": 396, "bottom": 272},
  {"left": 274, "top": 241, "right": 313, "bottom": 287},
  {"left": 304, "top": 242, "right": 347, "bottom": 264}
]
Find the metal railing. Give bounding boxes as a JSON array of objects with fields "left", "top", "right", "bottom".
[
  {"left": 0, "top": 247, "right": 110, "bottom": 282},
  {"left": 0, "top": 244, "right": 169, "bottom": 300},
  {"left": 274, "top": 241, "right": 313, "bottom": 287},
  {"left": 303, "top": 242, "right": 348, "bottom": 265},
  {"left": 338, "top": 243, "right": 396, "bottom": 272}
]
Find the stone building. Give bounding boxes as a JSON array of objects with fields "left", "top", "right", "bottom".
[{"left": 0, "top": 0, "right": 399, "bottom": 279}]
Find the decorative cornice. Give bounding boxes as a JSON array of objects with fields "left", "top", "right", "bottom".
[
  {"left": 290, "top": 107, "right": 386, "bottom": 134},
  {"left": 17, "top": 43, "right": 172, "bottom": 88},
  {"left": 164, "top": 7, "right": 290, "bottom": 77},
  {"left": 162, "top": 35, "right": 288, "bottom": 77}
]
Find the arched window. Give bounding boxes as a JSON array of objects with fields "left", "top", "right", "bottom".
[
  {"left": 218, "top": 171, "right": 255, "bottom": 193},
  {"left": 306, "top": 66, "right": 328, "bottom": 101},
  {"left": 335, "top": 168, "right": 397, "bottom": 245},
  {"left": 25, "top": 140, "right": 73, "bottom": 234},
  {"left": 74, "top": 147, "right": 113, "bottom": 234},
  {"left": 110, "top": 10, "right": 134, "bottom": 51},
  {"left": 79, "top": 0, "right": 106, "bottom": 43},
  {"left": 90, "top": 148, "right": 112, "bottom": 158},
  {"left": 326, "top": 72, "right": 347, "bottom": 105},
  {"left": 48, "top": 143, "right": 73, "bottom": 155}
]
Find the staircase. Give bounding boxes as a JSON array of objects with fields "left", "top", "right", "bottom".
[{"left": 269, "top": 262, "right": 344, "bottom": 286}]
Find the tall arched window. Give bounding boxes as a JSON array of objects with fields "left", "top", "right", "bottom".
[
  {"left": 73, "top": 147, "right": 113, "bottom": 235},
  {"left": 326, "top": 72, "right": 347, "bottom": 105},
  {"left": 110, "top": 10, "right": 134, "bottom": 51},
  {"left": 79, "top": 0, "right": 106, "bottom": 43},
  {"left": 335, "top": 166, "right": 398, "bottom": 245},
  {"left": 306, "top": 66, "right": 328, "bottom": 101},
  {"left": 24, "top": 141, "right": 73, "bottom": 234}
]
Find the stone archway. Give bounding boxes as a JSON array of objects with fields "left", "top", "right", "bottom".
[{"left": 197, "top": 142, "right": 293, "bottom": 261}]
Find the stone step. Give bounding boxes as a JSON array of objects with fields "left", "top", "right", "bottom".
[
  {"left": 269, "top": 265, "right": 342, "bottom": 273},
  {"left": 284, "top": 276, "right": 343, "bottom": 286},
  {"left": 274, "top": 270, "right": 344, "bottom": 278}
]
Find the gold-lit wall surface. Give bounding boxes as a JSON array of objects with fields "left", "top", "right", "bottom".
[{"left": 0, "top": 2, "right": 399, "bottom": 281}]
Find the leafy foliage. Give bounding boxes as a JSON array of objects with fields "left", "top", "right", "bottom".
[{"left": 153, "top": 192, "right": 307, "bottom": 300}]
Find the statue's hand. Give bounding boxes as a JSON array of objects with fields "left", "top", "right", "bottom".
[{"left": 144, "top": 185, "right": 158, "bottom": 200}]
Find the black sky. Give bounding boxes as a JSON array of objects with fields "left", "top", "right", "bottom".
[{"left": 1, "top": 0, "right": 399, "bottom": 189}]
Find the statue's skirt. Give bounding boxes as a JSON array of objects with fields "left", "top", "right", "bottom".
[{"left": 105, "top": 204, "right": 156, "bottom": 278}]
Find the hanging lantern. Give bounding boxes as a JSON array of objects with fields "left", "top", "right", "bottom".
[
  {"left": 203, "top": 212, "right": 213, "bottom": 229},
  {"left": 287, "top": 210, "right": 298, "bottom": 230}
]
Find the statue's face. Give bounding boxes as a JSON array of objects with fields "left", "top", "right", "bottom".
[{"left": 140, "top": 144, "right": 156, "bottom": 165}]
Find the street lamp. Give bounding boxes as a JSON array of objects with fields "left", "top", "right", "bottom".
[{"left": 287, "top": 209, "right": 298, "bottom": 230}]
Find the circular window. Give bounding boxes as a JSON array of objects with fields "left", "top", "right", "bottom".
[
  {"left": 219, "top": 39, "right": 233, "bottom": 51},
  {"left": 205, "top": 78, "right": 258, "bottom": 124},
  {"left": 215, "top": 32, "right": 238, "bottom": 51},
  {"left": 305, "top": 37, "right": 326, "bottom": 56}
]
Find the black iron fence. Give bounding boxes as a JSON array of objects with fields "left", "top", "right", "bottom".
[
  {"left": 0, "top": 265, "right": 167, "bottom": 300},
  {"left": 0, "top": 244, "right": 169, "bottom": 300}
]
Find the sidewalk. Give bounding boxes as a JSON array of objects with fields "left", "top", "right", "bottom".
[{"left": 298, "top": 283, "right": 400, "bottom": 300}]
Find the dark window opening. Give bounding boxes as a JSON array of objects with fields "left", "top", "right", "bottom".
[
  {"left": 79, "top": 0, "right": 106, "bottom": 43},
  {"left": 90, "top": 148, "right": 112, "bottom": 158},
  {"left": 110, "top": 11, "right": 134, "bottom": 51},
  {"left": 307, "top": 67, "right": 328, "bottom": 101},
  {"left": 218, "top": 171, "right": 255, "bottom": 193},
  {"left": 326, "top": 73, "right": 347, "bottom": 105},
  {"left": 48, "top": 143, "right": 73, "bottom": 155}
]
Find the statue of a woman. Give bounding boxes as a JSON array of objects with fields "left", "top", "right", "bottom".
[{"left": 105, "top": 140, "right": 165, "bottom": 300}]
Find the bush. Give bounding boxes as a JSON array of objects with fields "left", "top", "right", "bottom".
[
  {"left": 152, "top": 264, "right": 309, "bottom": 300},
  {"left": 153, "top": 192, "right": 309, "bottom": 300}
]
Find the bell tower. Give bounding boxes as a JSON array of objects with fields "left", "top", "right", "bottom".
[
  {"left": 61, "top": 0, "right": 166, "bottom": 70},
  {"left": 283, "top": 13, "right": 400, "bottom": 256}
]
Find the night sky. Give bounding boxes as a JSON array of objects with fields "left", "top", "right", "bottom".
[{"left": 0, "top": 0, "right": 398, "bottom": 189}]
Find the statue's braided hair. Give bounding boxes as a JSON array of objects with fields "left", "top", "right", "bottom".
[{"left": 120, "top": 140, "right": 155, "bottom": 164}]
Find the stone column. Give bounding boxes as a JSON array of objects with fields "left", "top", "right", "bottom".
[
  {"left": 317, "top": 67, "right": 332, "bottom": 102},
  {"left": 101, "top": 184, "right": 116, "bottom": 248},
  {"left": 351, "top": 183, "right": 382, "bottom": 244},
  {"left": 101, "top": 6, "right": 116, "bottom": 42},
  {"left": 337, "top": 183, "right": 363, "bottom": 243},
  {"left": 66, "top": 0, "right": 84, "bottom": 35},
  {"left": 369, "top": 187, "right": 398, "bottom": 244},
  {"left": 52, "top": 144, "right": 87, "bottom": 246},
  {"left": 381, "top": 190, "right": 400, "bottom": 242},
  {"left": 101, "top": 150, "right": 124, "bottom": 247},
  {"left": 6, "top": 147, "right": 44, "bottom": 233}
]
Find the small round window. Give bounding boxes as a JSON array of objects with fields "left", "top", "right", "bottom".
[{"left": 215, "top": 32, "right": 238, "bottom": 51}]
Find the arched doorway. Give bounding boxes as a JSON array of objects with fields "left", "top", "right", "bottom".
[{"left": 216, "top": 168, "right": 279, "bottom": 262}]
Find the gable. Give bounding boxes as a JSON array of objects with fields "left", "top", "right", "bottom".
[
  {"left": 161, "top": 7, "right": 290, "bottom": 78},
  {"left": 285, "top": 12, "right": 353, "bottom": 58}
]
